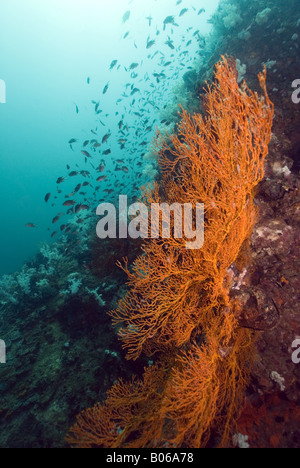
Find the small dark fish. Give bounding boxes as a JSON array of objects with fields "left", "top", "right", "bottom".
[
  {"left": 103, "top": 82, "right": 110, "bottom": 94},
  {"left": 179, "top": 8, "right": 188, "bottom": 16},
  {"left": 163, "top": 16, "right": 176, "bottom": 30},
  {"left": 123, "top": 31, "right": 130, "bottom": 39},
  {"left": 25, "top": 223, "right": 36, "bottom": 228},
  {"left": 131, "top": 88, "right": 140, "bottom": 95},
  {"left": 122, "top": 10, "right": 130, "bottom": 23},
  {"left": 96, "top": 175, "right": 107, "bottom": 182},
  {"left": 146, "top": 16, "right": 152, "bottom": 26},
  {"left": 118, "top": 120, "right": 123, "bottom": 130},
  {"left": 45, "top": 193, "right": 51, "bottom": 203},
  {"left": 69, "top": 138, "right": 77, "bottom": 150},
  {"left": 198, "top": 8, "right": 205, "bottom": 15},
  {"left": 83, "top": 140, "right": 90, "bottom": 147},
  {"left": 75, "top": 204, "right": 89, "bottom": 213},
  {"left": 129, "top": 62, "right": 139, "bottom": 70},
  {"left": 122, "top": 166, "right": 129, "bottom": 173},
  {"left": 102, "top": 133, "right": 111, "bottom": 144},
  {"left": 75, "top": 104, "right": 79, "bottom": 114},
  {"left": 146, "top": 39, "right": 155, "bottom": 49},
  {"left": 81, "top": 150, "right": 91, "bottom": 158},
  {"left": 165, "top": 40, "right": 175, "bottom": 50},
  {"left": 87, "top": 77, "right": 90, "bottom": 84},
  {"left": 109, "top": 60, "right": 118, "bottom": 70},
  {"left": 52, "top": 214, "right": 62, "bottom": 224},
  {"left": 69, "top": 171, "right": 79, "bottom": 177},
  {"left": 63, "top": 200, "right": 76, "bottom": 207},
  {"left": 99, "top": 161, "right": 105, "bottom": 172},
  {"left": 74, "top": 184, "right": 81, "bottom": 193},
  {"left": 56, "top": 177, "right": 66, "bottom": 184},
  {"left": 51, "top": 231, "right": 57, "bottom": 238}
]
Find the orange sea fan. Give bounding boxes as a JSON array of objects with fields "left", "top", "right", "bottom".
[
  {"left": 67, "top": 57, "right": 274, "bottom": 448},
  {"left": 67, "top": 362, "right": 172, "bottom": 448},
  {"left": 109, "top": 58, "right": 274, "bottom": 361}
]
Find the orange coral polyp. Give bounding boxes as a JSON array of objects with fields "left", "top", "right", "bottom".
[{"left": 67, "top": 58, "right": 274, "bottom": 448}]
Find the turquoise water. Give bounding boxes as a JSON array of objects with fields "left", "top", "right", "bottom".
[{"left": 0, "top": 0, "right": 218, "bottom": 275}]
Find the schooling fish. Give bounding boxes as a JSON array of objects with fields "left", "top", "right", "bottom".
[
  {"left": 163, "top": 16, "right": 177, "bottom": 30},
  {"left": 96, "top": 175, "right": 107, "bottom": 182},
  {"left": 68, "top": 138, "right": 77, "bottom": 150},
  {"left": 129, "top": 62, "right": 139, "bottom": 70},
  {"left": 109, "top": 60, "right": 118, "bottom": 70},
  {"left": 63, "top": 200, "right": 76, "bottom": 207},
  {"left": 102, "top": 132, "right": 111, "bottom": 144},
  {"left": 103, "top": 82, "right": 110, "bottom": 94},
  {"left": 122, "top": 10, "right": 130, "bottom": 23},
  {"left": 52, "top": 214, "right": 63, "bottom": 224},
  {"left": 45, "top": 193, "right": 51, "bottom": 203},
  {"left": 99, "top": 161, "right": 106, "bottom": 172},
  {"left": 74, "top": 184, "right": 82, "bottom": 193},
  {"left": 146, "top": 39, "right": 155, "bottom": 49},
  {"left": 75, "top": 204, "right": 89, "bottom": 213},
  {"left": 25, "top": 223, "right": 36, "bottom": 228},
  {"left": 56, "top": 177, "right": 66, "bottom": 184},
  {"left": 179, "top": 8, "right": 188, "bottom": 16},
  {"left": 165, "top": 40, "right": 175, "bottom": 50}
]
